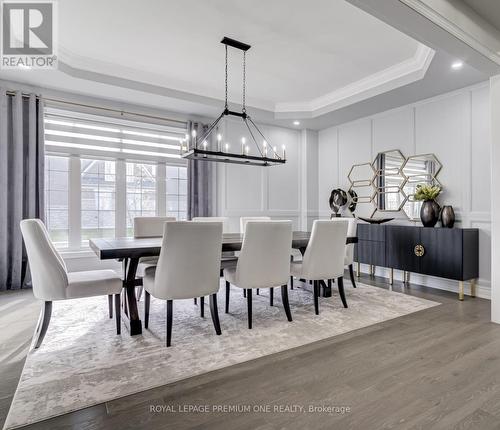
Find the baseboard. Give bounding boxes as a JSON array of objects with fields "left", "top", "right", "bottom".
[{"left": 358, "top": 264, "right": 491, "bottom": 300}]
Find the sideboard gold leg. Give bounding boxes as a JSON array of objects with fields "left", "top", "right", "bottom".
[
  {"left": 389, "top": 268, "right": 394, "bottom": 285},
  {"left": 470, "top": 279, "right": 476, "bottom": 298},
  {"left": 356, "top": 262, "right": 360, "bottom": 278},
  {"left": 459, "top": 281, "right": 464, "bottom": 301},
  {"left": 371, "top": 265, "right": 375, "bottom": 277}
]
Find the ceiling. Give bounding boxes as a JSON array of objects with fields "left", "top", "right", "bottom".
[
  {"left": 55, "top": 0, "right": 422, "bottom": 111},
  {"left": 462, "top": 0, "right": 500, "bottom": 32},
  {"left": 0, "top": 0, "right": 492, "bottom": 129}
]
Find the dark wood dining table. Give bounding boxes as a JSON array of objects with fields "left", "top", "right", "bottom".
[{"left": 89, "top": 232, "right": 358, "bottom": 336}]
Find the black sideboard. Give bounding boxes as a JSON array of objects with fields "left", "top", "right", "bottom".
[{"left": 354, "top": 224, "right": 479, "bottom": 300}]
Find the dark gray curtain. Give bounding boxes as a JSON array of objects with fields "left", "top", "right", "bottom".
[
  {"left": 0, "top": 90, "right": 45, "bottom": 290},
  {"left": 187, "top": 121, "right": 215, "bottom": 219}
]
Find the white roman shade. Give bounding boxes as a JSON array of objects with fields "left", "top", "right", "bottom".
[{"left": 44, "top": 107, "right": 187, "bottom": 165}]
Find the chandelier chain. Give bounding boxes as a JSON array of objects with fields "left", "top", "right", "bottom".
[
  {"left": 242, "top": 51, "right": 246, "bottom": 113},
  {"left": 225, "top": 44, "right": 228, "bottom": 109}
]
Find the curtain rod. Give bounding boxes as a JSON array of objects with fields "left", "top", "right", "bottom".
[{"left": 5, "top": 90, "right": 188, "bottom": 126}]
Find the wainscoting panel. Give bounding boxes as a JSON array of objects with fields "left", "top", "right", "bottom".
[{"left": 318, "top": 82, "right": 491, "bottom": 298}]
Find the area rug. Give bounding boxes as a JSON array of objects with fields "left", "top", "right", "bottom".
[{"left": 4, "top": 282, "right": 439, "bottom": 429}]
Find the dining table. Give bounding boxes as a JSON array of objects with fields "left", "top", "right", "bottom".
[{"left": 89, "top": 231, "right": 358, "bottom": 336}]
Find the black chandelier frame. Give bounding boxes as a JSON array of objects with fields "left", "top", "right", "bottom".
[{"left": 181, "top": 37, "right": 286, "bottom": 167}]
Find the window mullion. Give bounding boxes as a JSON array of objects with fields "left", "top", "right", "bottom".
[
  {"left": 68, "top": 155, "right": 81, "bottom": 250},
  {"left": 116, "top": 159, "right": 127, "bottom": 237},
  {"left": 157, "top": 162, "right": 166, "bottom": 216}
]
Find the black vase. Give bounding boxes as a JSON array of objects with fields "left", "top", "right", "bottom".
[
  {"left": 441, "top": 205, "right": 455, "bottom": 228},
  {"left": 420, "top": 200, "right": 440, "bottom": 227}
]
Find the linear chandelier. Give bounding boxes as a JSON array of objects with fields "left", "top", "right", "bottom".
[{"left": 181, "top": 37, "right": 286, "bottom": 166}]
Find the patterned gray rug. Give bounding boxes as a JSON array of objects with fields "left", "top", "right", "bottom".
[{"left": 4, "top": 282, "right": 439, "bottom": 429}]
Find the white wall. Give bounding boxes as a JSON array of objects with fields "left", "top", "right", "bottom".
[
  {"left": 318, "top": 82, "right": 491, "bottom": 298},
  {"left": 217, "top": 117, "right": 318, "bottom": 232},
  {"left": 491, "top": 76, "right": 500, "bottom": 320}
]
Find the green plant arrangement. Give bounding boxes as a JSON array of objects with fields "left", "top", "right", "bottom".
[{"left": 414, "top": 184, "right": 441, "bottom": 201}]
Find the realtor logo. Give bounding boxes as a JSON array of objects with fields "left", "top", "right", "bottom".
[{"left": 1, "top": 0, "right": 57, "bottom": 69}]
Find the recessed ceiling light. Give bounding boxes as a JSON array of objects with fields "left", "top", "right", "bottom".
[
  {"left": 451, "top": 61, "right": 464, "bottom": 70},
  {"left": 293, "top": 120, "right": 300, "bottom": 126}
]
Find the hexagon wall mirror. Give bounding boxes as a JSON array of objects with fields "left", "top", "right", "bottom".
[
  {"left": 347, "top": 163, "right": 376, "bottom": 204},
  {"left": 402, "top": 153, "right": 443, "bottom": 220},
  {"left": 372, "top": 150, "right": 407, "bottom": 212},
  {"left": 348, "top": 163, "right": 376, "bottom": 186}
]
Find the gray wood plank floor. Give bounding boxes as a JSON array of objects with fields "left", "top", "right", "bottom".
[{"left": 2, "top": 275, "right": 500, "bottom": 430}]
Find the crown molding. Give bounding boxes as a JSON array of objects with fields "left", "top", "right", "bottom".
[
  {"left": 56, "top": 43, "right": 433, "bottom": 119},
  {"left": 398, "top": 0, "right": 500, "bottom": 66},
  {"left": 274, "top": 44, "right": 434, "bottom": 117}
]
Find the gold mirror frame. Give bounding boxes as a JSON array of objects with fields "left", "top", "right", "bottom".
[
  {"left": 372, "top": 150, "right": 407, "bottom": 213},
  {"left": 401, "top": 153, "right": 443, "bottom": 220},
  {"left": 347, "top": 163, "right": 376, "bottom": 203},
  {"left": 346, "top": 152, "right": 442, "bottom": 219}
]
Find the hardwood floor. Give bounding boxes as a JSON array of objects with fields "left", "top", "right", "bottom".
[{"left": 2, "top": 275, "right": 500, "bottom": 430}]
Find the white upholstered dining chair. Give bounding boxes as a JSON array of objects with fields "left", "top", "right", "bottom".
[
  {"left": 239, "top": 216, "right": 271, "bottom": 233},
  {"left": 193, "top": 216, "right": 230, "bottom": 232},
  {"left": 290, "top": 219, "right": 349, "bottom": 314},
  {"left": 344, "top": 218, "right": 358, "bottom": 288},
  {"left": 224, "top": 220, "right": 293, "bottom": 329},
  {"left": 134, "top": 216, "right": 176, "bottom": 277},
  {"left": 20, "top": 219, "right": 123, "bottom": 349},
  {"left": 142, "top": 221, "right": 223, "bottom": 347},
  {"left": 193, "top": 216, "right": 238, "bottom": 313}
]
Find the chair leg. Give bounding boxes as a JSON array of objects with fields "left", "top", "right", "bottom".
[
  {"left": 144, "top": 291, "right": 150, "bottom": 329},
  {"left": 270, "top": 287, "right": 274, "bottom": 306},
  {"left": 200, "top": 296, "right": 205, "bottom": 318},
  {"left": 290, "top": 276, "right": 294, "bottom": 290},
  {"left": 115, "top": 294, "right": 121, "bottom": 335},
  {"left": 194, "top": 297, "right": 197, "bottom": 305},
  {"left": 256, "top": 288, "right": 259, "bottom": 295},
  {"left": 108, "top": 295, "right": 113, "bottom": 319},
  {"left": 338, "top": 276, "right": 348, "bottom": 308},
  {"left": 209, "top": 293, "right": 222, "bottom": 335},
  {"left": 313, "top": 280, "right": 319, "bottom": 315},
  {"left": 225, "top": 281, "right": 230, "bottom": 314},
  {"left": 34, "top": 301, "right": 52, "bottom": 349},
  {"left": 166, "top": 300, "right": 173, "bottom": 347},
  {"left": 349, "top": 264, "right": 357, "bottom": 288},
  {"left": 243, "top": 289, "right": 246, "bottom": 298},
  {"left": 137, "top": 286, "right": 143, "bottom": 301},
  {"left": 281, "top": 285, "right": 292, "bottom": 322},
  {"left": 247, "top": 289, "right": 253, "bottom": 329}
]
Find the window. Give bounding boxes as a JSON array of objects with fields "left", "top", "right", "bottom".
[
  {"left": 81, "top": 159, "right": 116, "bottom": 241},
  {"left": 44, "top": 155, "right": 69, "bottom": 246},
  {"left": 126, "top": 162, "right": 157, "bottom": 235},
  {"left": 166, "top": 166, "right": 188, "bottom": 220},
  {"left": 43, "top": 106, "right": 187, "bottom": 249}
]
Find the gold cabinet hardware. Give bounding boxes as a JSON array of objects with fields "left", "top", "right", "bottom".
[{"left": 414, "top": 244, "right": 425, "bottom": 257}]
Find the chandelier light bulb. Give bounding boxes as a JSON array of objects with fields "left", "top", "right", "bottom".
[
  {"left": 225, "top": 143, "right": 230, "bottom": 152},
  {"left": 245, "top": 145, "right": 250, "bottom": 155},
  {"left": 217, "top": 133, "right": 222, "bottom": 142}
]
